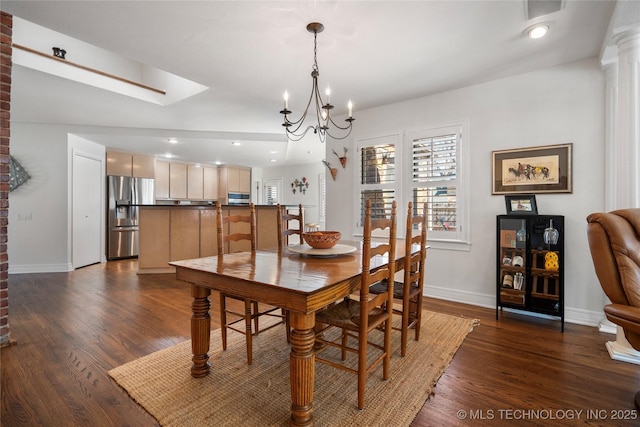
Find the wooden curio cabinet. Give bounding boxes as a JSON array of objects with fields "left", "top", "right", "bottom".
[{"left": 496, "top": 214, "right": 564, "bottom": 331}]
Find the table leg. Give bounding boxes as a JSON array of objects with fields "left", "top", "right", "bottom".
[
  {"left": 289, "top": 312, "right": 315, "bottom": 427},
  {"left": 190, "top": 285, "right": 211, "bottom": 378}
]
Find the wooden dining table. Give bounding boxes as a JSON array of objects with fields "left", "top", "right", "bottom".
[{"left": 170, "top": 240, "right": 409, "bottom": 426}]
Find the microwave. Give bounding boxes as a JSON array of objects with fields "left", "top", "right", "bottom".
[{"left": 228, "top": 192, "right": 250, "bottom": 205}]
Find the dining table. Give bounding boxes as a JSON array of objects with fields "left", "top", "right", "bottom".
[{"left": 170, "top": 240, "right": 410, "bottom": 426}]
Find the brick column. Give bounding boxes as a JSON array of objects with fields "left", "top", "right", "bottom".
[{"left": 0, "top": 12, "right": 11, "bottom": 347}]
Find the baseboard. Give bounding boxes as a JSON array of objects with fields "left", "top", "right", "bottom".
[
  {"left": 9, "top": 263, "right": 73, "bottom": 274},
  {"left": 425, "top": 283, "right": 604, "bottom": 327}
]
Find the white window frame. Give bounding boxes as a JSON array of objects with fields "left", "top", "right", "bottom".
[
  {"left": 354, "top": 133, "right": 402, "bottom": 235},
  {"left": 318, "top": 172, "right": 326, "bottom": 225},
  {"left": 404, "top": 121, "right": 470, "bottom": 250},
  {"left": 353, "top": 122, "right": 470, "bottom": 251}
]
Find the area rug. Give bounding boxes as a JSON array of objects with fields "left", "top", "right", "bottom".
[{"left": 109, "top": 310, "right": 477, "bottom": 426}]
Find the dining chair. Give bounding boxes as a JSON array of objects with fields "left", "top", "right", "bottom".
[
  {"left": 277, "top": 203, "right": 303, "bottom": 251},
  {"left": 314, "top": 199, "right": 397, "bottom": 410},
  {"left": 216, "top": 201, "right": 285, "bottom": 365},
  {"left": 370, "top": 201, "right": 428, "bottom": 356}
]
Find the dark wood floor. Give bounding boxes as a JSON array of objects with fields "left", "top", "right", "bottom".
[{"left": 2, "top": 259, "right": 639, "bottom": 426}]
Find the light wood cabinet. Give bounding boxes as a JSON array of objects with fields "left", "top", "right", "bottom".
[
  {"left": 138, "top": 208, "right": 170, "bottom": 271},
  {"left": 106, "top": 151, "right": 155, "bottom": 178},
  {"left": 169, "top": 163, "right": 187, "bottom": 199},
  {"left": 106, "top": 151, "right": 132, "bottom": 176},
  {"left": 132, "top": 155, "right": 155, "bottom": 178},
  {"left": 218, "top": 166, "right": 251, "bottom": 201},
  {"left": 199, "top": 209, "right": 218, "bottom": 257},
  {"left": 155, "top": 160, "right": 170, "bottom": 199},
  {"left": 203, "top": 166, "right": 218, "bottom": 200},
  {"left": 170, "top": 209, "right": 200, "bottom": 261},
  {"left": 138, "top": 205, "right": 278, "bottom": 273},
  {"left": 187, "top": 165, "right": 204, "bottom": 200}
]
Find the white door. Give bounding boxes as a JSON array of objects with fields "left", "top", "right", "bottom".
[
  {"left": 72, "top": 153, "right": 102, "bottom": 269},
  {"left": 263, "top": 178, "right": 283, "bottom": 205}
]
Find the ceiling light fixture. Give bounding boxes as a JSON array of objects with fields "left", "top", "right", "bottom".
[
  {"left": 280, "top": 22, "right": 354, "bottom": 143},
  {"left": 527, "top": 23, "right": 549, "bottom": 39}
]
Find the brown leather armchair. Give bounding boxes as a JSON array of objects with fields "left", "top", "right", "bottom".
[{"left": 586, "top": 208, "right": 640, "bottom": 407}]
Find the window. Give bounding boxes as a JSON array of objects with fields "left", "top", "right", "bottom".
[
  {"left": 319, "top": 172, "right": 326, "bottom": 224},
  {"left": 356, "top": 135, "right": 398, "bottom": 228},
  {"left": 355, "top": 123, "right": 469, "bottom": 248}
]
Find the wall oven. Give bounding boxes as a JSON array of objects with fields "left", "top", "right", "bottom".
[{"left": 228, "top": 192, "right": 250, "bottom": 205}]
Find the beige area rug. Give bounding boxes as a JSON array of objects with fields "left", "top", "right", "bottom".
[{"left": 109, "top": 310, "right": 477, "bottom": 426}]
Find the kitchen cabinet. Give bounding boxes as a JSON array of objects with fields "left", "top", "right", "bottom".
[
  {"left": 187, "top": 165, "right": 204, "bottom": 200},
  {"left": 169, "top": 162, "right": 187, "bottom": 199},
  {"left": 156, "top": 161, "right": 218, "bottom": 201},
  {"left": 138, "top": 205, "right": 279, "bottom": 273},
  {"left": 106, "top": 151, "right": 155, "bottom": 178},
  {"left": 155, "top": 160, "right": 170, "bottom": 199},
  {"left": 203, "top": 166, "right": 218, "bottom": 200},
  {"left": 496, "top": 214, "right": 564, "bottom": 331},
  {"left": 138, "top": 208, "right": 170, "bottom": 271},
  {"left": 218, "top": 166, "right": 251, "bottom": 202}
]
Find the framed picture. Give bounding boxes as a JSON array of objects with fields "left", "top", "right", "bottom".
[
  {"left": 500, "top": 230, "right": 516, "bottom": 248},
  {"left": 492, "top": 143, "right": 572, "bottom": 194},
  {"left": 505, "top": 194, "right": 538, "bottom": 215}
]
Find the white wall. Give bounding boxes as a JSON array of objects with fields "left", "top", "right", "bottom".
[
  {"left": 7, "top": 59, "right": 609, "bottom": 326},
  {"left": 261, "top": 162, "right": 326, "bottom": 226},
  {"left": 9, "top": 124, "right": 105, "bottom": 273},
  {"left": 325, "top": 58, "right": 606, "bottom": 326}
]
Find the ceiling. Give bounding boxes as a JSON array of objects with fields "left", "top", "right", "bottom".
[{"left": 2, "top": 1, "right": 617, "bottom": 168}]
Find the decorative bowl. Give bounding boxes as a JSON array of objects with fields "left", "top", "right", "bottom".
[{"left": 302, "top": 231, "right": 341, "bottom": 249}]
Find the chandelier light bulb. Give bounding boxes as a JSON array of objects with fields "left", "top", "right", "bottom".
[
  {"left": 283, "top": 91, "right": 289, "bottom": 109},
  {"left": 325, "top": 86, "right": 331, "bottom": 104},
  {"left": 348, "top": 100, "right": 353, "bottom": 118}
]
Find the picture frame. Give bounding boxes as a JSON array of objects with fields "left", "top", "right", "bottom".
[
  {"left": 492, "top": 143, "right": 572, "bottom": 194},
  {"left": 500, "top": 230, "right": 516, "bottom": 248},
  {"left": 505, "top": 194, "right": 538, "bottom": 215}
]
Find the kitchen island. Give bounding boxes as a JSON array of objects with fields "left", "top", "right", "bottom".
[{"left": 137, "top": 204, "right": 279, "bottom": 274}]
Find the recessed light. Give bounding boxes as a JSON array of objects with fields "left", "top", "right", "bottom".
[
  {"left": 307, "top": 151, "right": 312, "bottom": 154},
  {"left": 269, "top": 150, "right": 278, "bottom": 154},
  {"left": 231, "top": 141, "right": 241, "bottom": 146},
  {"left": 527, "top": 24, "right": 549, "bottom": 39},
  {"left": 215, "top": 161, "right": 222, "bottom": 165},
  {"left": 270, "top": 159, "right": 277, "bottom": 162},
  {"left": 167, "top": 138, "right": 178, "bottom": 144},
  {"left": 164, "top": 153, "right": 173, "bottom": 158}
]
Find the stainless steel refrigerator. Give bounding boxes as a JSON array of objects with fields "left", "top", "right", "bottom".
[{"left": 107, "top": 176, "right": 155, "bottom": 260}]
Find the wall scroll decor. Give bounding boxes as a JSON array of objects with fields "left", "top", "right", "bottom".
[
  {"left": 492, "top": 143, "right": 572, "bottom": 194},
  {"left": 322, "top": 160, "right": 338, "bottom": 181},
  {"left": 291, "top": 177, "right": 309, "bottom": 194},
  {"left": 333, "top": 147, "right": 348, "bottom": 168},
  {"left": 10, "top": 156, "right": 30, "bottom": 191}
]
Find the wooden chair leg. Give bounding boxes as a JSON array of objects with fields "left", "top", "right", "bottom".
[
  {"left": 357, "top": 332, "right": 367, "bottom": 410},
  {"left": 341, "top": 330, "right": 349, "bottom": 361},
  {"left": 401, "top": 296, "right": 410, "bottom": 357},
  {"left": 284, "top": 309, "right": 291, "bottom": 343},
  {"left": 220, "top": 293, "right": 228, "bottom": 351},
  {"left": 244, "top": 299, "right": 253, "bottom": 365},
  {"left": 414, "top": 294, "right": 423, "bottom": 341},
  {"left": 252, "top": 300, "right": 259, "bottom": 333}
]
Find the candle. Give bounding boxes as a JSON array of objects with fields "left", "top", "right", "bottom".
[
  {"left": 348, "top": 100, "right": 353, "bottom": 118},
  {"left": 283, "top": 91, "right": 289, "bottom": 109},
  {"left": 325, "top": 86, "right": 331, "bottom": 103}
]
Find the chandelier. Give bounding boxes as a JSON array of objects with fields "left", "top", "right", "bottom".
[{"left": 280, "top": 22, "right": 354, "bottom": 143}]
